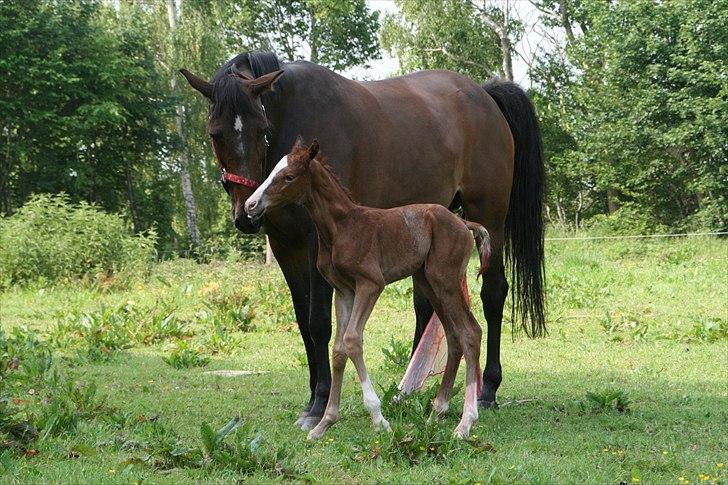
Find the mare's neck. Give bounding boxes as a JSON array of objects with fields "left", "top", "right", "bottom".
[{"left": 304, "top": 160, "right": 356, "bottom": 247}]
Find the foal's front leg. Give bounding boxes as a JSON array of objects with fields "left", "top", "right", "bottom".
[
  {"left": 307, "top": 289, "right": 353, "bottom": 440},
  {"left": 308, "top": 283, "right": 387, "bottom": 439},
  {"left": 344, "top": 283, "right": 389, "bottom": 432}
]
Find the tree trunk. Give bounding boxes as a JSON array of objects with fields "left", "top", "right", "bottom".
[
  {"left": 500, "top": 33, "right": 513, "bottom": 81},
  {"left": 167, "top": 0, "right": 200, "bottom": 247},
  {"left": 558, "top": 0, "right": 576, "bottom": 43},
  {"left": 309, "top": 7, "right": 319, "bottom": 63},
  {"left": 481, "top": 0, "right": 513, "bottom": 81},
  {"left": 125, "top": 162, "right": 140, "bottom": 233},
  {"left": 606, "top": 188, "right": 620, "bottom": 213}
]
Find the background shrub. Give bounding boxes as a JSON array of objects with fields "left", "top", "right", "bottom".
[{"left": 0, "top": 194, "right": 156, "bottom": 287}]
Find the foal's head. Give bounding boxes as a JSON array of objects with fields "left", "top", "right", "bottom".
[{"left": 244, "top": 138, "right": 319, "bottom": 222}]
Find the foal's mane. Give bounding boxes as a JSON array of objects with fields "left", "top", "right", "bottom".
[
  {"left": 209, "top": 51, "right": 282, "bottom": 119},
  {"left": 288, "top": 145, "right": 356, "bottom": 203}
]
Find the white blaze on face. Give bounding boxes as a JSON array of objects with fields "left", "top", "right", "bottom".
[
  {"left": 244, "top": 156, "right": 288, "bottom": 215},
  {"left": 234, "top": 116, "right": 245, "bottom": 156}
]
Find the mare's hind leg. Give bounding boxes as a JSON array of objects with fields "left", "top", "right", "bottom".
[
  {"left": 462, "top": 197, "right": 508, "bottom": 408},
  {"left": 411, "top": 280, "right": 435, "bottom": 354}
]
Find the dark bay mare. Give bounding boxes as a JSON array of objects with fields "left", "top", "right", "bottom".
[{"left": 180, "top": 51, "right": 545, "bottom": 430}]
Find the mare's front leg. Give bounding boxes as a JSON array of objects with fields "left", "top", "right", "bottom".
[
  {"left": 269, "top": 238, "right": 317, "bottom": 427},
  {"left": 299, "top": 235, "right": 335, "bottom": 431}
]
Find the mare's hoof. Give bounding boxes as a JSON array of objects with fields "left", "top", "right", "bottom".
[
  {"left": 299, "top": 415, "right": 322, "bottom": 431},
  {"left": 478, "top": 399, "right": 498, "bottom": 409},
  {"left": 294, "top": 414, "right": 308, "bottom": 427}
]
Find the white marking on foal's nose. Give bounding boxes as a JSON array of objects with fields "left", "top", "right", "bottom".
[
  {"left": 244, "top": 155, "right": 289, "bottom": 215},
  {"left": 234, "top": 116, "right": 243, "bottom": 132}
]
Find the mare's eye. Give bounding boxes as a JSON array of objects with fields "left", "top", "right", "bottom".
[{"left": 284, "top": 174, "right": 295, "bottom": 182}]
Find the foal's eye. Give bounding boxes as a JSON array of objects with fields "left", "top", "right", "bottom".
[{"left": 284, "top": 175, "right": 295, "bottom": 182}]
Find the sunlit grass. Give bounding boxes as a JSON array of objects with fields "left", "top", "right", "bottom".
[{"left": 0, "top": 236, "right": 726, "bottom": 483}]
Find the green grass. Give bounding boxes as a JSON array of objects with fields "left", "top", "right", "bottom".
[{"left": 0, "top": 236, "right": 726, "bottom": 484}]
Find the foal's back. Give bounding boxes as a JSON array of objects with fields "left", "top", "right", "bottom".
[{"left": 333, "top": 203, "right": 474, "bottom": 285}]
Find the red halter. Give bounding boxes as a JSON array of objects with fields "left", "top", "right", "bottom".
[{"left": 221, "top": 168, "right": 259, "bottom": 189}]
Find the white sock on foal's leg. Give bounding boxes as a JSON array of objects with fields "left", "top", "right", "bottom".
[{"left": 361, "top": 378, "right": 391, "bottom": 432}]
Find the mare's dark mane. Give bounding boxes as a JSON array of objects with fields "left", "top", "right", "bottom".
[{"left": 210, "top": 51, "right": 282, "bottom": 119}]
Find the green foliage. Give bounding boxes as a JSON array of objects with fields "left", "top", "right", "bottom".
[
  {"left": 0, "top": 194, "right": 156, "bottom": 287},
  {"left": 201, "top": 290, "right": 256, "bottom": 333},
  {"left": 532, "top": 0, "right": 728, "bottom": 232},
  {"left": 583, "top": 389, "right": 631, "bottom": 414},
  {"left": 381, "top": 0, "right": 501, "bottom": 81},
  {"left": 163, "top": 340, "right": 210, "bottom": 369},
  {"left": 0, "top": 1, "right": 177, "bottom": 241},
  {"left": 50, "top": 299, "right": 187, "bottom": 362},
  {"left": 381, "top": 336, "right": 411, "bottom": 371},
  {"left": 240, "top": 0, "right": 380, "bottom": 70}
]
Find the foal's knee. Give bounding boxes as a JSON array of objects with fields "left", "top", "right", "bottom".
[
  {"left": 332, "top": 344, "right": 347, "bottom": 370},
  {"left": 343, "top": 332, "right": 362, "bottom": 357}
]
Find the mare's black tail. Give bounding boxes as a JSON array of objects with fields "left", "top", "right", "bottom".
[{"left": 483, "top": 79, "right": 547, "bottom": 338}]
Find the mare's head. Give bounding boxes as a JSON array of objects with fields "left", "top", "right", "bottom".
[
  {"left": 244, "top": 138, "right": 319, "bottom": 223},
  {"left": 179, "top": 52, "right": 283, "bottom": 233}
]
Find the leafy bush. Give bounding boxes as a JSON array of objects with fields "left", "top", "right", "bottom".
[
  {"left": 0, "top": 193, "right": 156, "bottom": 287},
  {"left": 381, "top": 336, "right": 411, "bottom": 371},
  {"left": 163, "top": 341, "right": 210, "bottom": 369},
  {"left": 583, "top": 389, "right": 631, "bottom": 413},
  {"left": 586, "top": 203, "right": 667, "bottom": 236},
  {"left": 50, "top": 300, "right": 188, "bottom": 361}
]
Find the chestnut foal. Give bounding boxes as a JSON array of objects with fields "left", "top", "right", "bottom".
[{"left": 245, "top": 140, "right": 491, "bottom": 439}]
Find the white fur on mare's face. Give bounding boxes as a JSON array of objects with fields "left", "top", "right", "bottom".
[
  {"left": 234, "top": 116, "right": 245, "bottom": 156},
  {"left": 244, "top": 155, "right": 288, "bottom": 217}
]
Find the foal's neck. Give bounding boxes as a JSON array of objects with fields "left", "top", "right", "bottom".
[{"left": 304, "top": 160, "right": 356, "bottom": 247}]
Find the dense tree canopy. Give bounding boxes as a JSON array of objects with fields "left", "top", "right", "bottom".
[{"left": 1, "top": 0, "right": 724, "bottom": 256}]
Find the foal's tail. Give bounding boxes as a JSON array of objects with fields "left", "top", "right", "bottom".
[
  {"left": 464, "top": 221, "right": 491, "bottom": 278},
  {"left": 483, "top": 79, "right": 547, "bottom": 338}
]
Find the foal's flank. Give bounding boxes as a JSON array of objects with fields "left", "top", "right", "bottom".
[{"left": 245, "top": 138, "right": 491, "bottom": 439}]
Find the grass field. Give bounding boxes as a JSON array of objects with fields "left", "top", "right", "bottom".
[{"left": 1, "top": 236, "right": 726, "bottom": 484}]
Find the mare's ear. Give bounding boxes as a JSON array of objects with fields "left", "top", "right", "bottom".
[
  {"left": 308, "top": 139, "right": 320, "bottom": 160},
  {"left": 179, "top": 69, "right": 213, "bottom": 99},
  {"left": 250, "top": 70, "right": 284, "bottom": 96},
  {"left": 294, "top": 135, "right": 304, "bottom": 148}
]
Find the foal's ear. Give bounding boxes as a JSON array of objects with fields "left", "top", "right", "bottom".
[
  {"left": 308, "top": 139, "right": 320, "bottom": 160},
  {"left": 294, "top": 134, "right": 304, "bottom": 148},
  {"left": 249, "top": 70, "right": 284, "bottom": 96}
]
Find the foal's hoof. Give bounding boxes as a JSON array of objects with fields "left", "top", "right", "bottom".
[
  {"left": 298, "top": 415, "right": 322, "bottom": 431},
  {"left": 453, "top": 425, "right": 470, "bottom": 440},
  {"left": 307, "top": 424, "right": 327, "bottom": 440},
  {"left": 478, "top": 399, "right": 498, "bottom": 409},
  {"left": 373, "top": 418, "right": 391, "bottom": 433}
]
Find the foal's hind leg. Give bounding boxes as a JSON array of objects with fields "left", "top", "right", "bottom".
[
  {"left": 453, "top": 309, "right": 482, "bottom": 438},
  {"left": 413, "top": 272, "right": 461, "bottom": 416}
]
